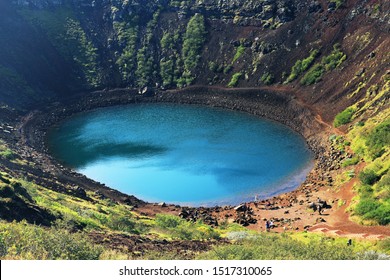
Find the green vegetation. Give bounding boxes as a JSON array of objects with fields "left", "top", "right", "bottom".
[
  {"left": 365, "top": 119, "right": 390, "bottom": 159},
  {"left": 300, "top": 64, "right": 324, "bottom": 85},
  {"left": 330, "top": 0, "right": 345, "bottom": 9},
  {"left": 232, "top": 45, "right": 245, "bottom": 63},
  {"left": 285, "top": 49, "right": 319, "bottom": 83},
  {"left": 347, "top": 109, "right": 390, "bottom": 225},
  {"left": 155, "top": 214, "right": 220, "bottom": 241},
  {"left": 19, "top": 8, "right": 101, "bottom": 87},
  {"left": 227, "top": 72, "right": 242, "bottom": 87},
  {"left": 0, "top": 141, "right": 15, "bottom": 160},
  {"left": 301, "top": 45, "right": 346, "bottom": 85},
  {"left": 135, "top": 11, "right": 160, "bottom": 87},
  {"left": 114, "top": 22, "right": 139, "bottom": 83},
  {"left": 0, "top": 221, "right": 103, "bottom": 259},
  {"left": 160, "top": 31, "right": 182, "bottom": 88},
  {"left": 341, "top": 156, "right": 360, "bottom": 167},
  {"left": 181, "top": 14, "right": 206, "bottom": 86},
  {"left": 334, "top": 106, "right": 357, "bottom": 127},
  {"left": 260, "top": 72, "right": 274, "bottom": 85},
  {"left": 198, "top": 232, "right": 388, "bottom": 260},
  {"left": 0, "top": 167, "right": 388, "bottom": 259}
]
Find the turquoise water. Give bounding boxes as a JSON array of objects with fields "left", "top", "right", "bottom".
[{"left": 48, "top": 103, "right": 313, "bottom": 206}]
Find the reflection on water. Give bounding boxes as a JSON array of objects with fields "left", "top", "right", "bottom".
[{"left": 49, "top": 103, "right": 313, "bottom": 206}]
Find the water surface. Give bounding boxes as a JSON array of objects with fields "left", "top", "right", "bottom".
[{"left": 48, "top": 103, "right": 313, "bottom": 206}]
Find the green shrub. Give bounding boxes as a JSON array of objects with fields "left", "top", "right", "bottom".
[
  {"left": 0, "top": 221, "right": 103, "bottom": 259},
  {"left": 355, "top": 198, "right": 380, "bottom": 216},
  {"left": 223, "top": 64, "right": 233, "bottom": 74},
  {"left": 0, "top": 149, "right": 15, "bottom": 160},
  {"left": 334, "top": 106, "right": 357, "bottom": 127},
  {"left": 359, "top": 169, "right": 380, "bottom": 185},
  {"left": 300, "top": 63, "right": 324, "bottom": 85},
  {"left": 300, "top": 45, "right": 346, "bottom": 85},
  {"left": 197, "top": 233, "right": 356, "bottom": 260},
  {"left": 232, "top": 45, "right": 245, "bottom": 63},
  {"left": 228, "top": 72, "right": 242, "bottom": 87},
  {"left": 341, "top": 156, "right": 360, "bottom": 167},
  {"left": 286, "top": 49, "right": 318, "bottom": 83},
  {"left": 181, "top": 14, "right": 206, "bottom": 85},
  {"left": 105, "top": 214, "right": 137, "bottom": 233},
  {"left": 330, "top": 0, "right": 345, "bottom": 9},
  {"left": 155, "top": 214, "right": 181, "bottom": 228},
  {"left": 365, "top": 119, "right": 390, "bottom": 159},
  {"left": 155, "top": 214, "right": 219, "bottom": 241},
  {"left": 261, "top": 72, "right": 274, "bottom": 85}
]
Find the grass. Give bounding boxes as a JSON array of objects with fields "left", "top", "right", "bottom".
[
  {"left": 301, "top": 44, "right": 346, "bottom": 85},
  {"left": 285, "top": 49, "right": 319, "bottom": 83},
  {"left": 346, "top": 108, "right": 390, "bottom": 225},
  {"left": 232, "top": 45, "right": 245, "bottom": 63},
  {"left": 334, "top": 106, "right": 357, "bottom": 127},
  {"left": 227, "top": 72, "right": 242, "bottom": 87},
  {"left": 0, "top": 221, "right": 103, "bottom": 260},
  {"left": 154, "top": 214, "right": 220, "bottom": 241},
  {"left": 197, "top": 232, "right": 389, "bottom": 260}
]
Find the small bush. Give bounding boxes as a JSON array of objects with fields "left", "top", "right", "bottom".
[
  {"left": 334, "top": 106, "right": 357, "bottom": 127},
  {"left": 155, "top": 214, "right": 181, "bottom": 229},
  {"left": 0, "top": 149, "right": 15, "bottom": 160},
  {"left": 365, "top": 119, "right": 390, "bottom": 159},
  {"left": 300, "top": 44, "right": 346, "bottom": 85},
  {"left": 155, "top": 214, "right": 219, "bottom": 241},
  {"left": 341, "top": 156, "right": 360, "bottom": 167},
  {"left": 0, "top": 221, "right": 103, "bottom": 259},
  {"left": 261, "top": 72, "right": 274, "bottom": 85},
  {"left": 354, "top": 198, "right": 380, "bottom": 216},
  {"left": 105, "top": 214, "right": 137, "bottom": 233},
  {"left": 359, "top": 169, "right": 380, "bottom": 185},
  {"left": 228, "top": 72, "right": 242, "bottom": 87},
  {"left": 197, "top": 233, "right": 356, "bottom": 260},
  {"left": 286, "top": 49, "right": 319, "bottom": 83},
  {"left": 300, "top": 63, "right": 324, "bottom": 85},
  {"left": 232, "top": 45, "right": 245, "bottom": 63}
]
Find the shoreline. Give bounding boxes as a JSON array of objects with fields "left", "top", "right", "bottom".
[
  {"left": 8, "top": 86, "right": 389, "bottom": 238},
  {"left": 17, "top": 86, "right": 330, "bottom": 206}
]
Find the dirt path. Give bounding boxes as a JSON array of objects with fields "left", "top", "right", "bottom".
[{"left": 308, "top": 164, "right": 390, "bottom": 240}]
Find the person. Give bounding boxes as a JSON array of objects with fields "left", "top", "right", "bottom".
[
  {"left": 265, "top": 220, "right": 270, "bottom": 232},
  {"left": 318, "top": 204, "right": 322, "bottom": 215},
  {"left": 269, "top": 220, "right": 274, "bottom": 229}
]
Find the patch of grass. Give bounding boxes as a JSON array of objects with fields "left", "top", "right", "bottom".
[
  {"left": 341, "top": 156, "right": 360, "bottom": 167},
  {"left": 232, "top": 45, "right": 245, "bottom": 63},
  {"left": 227, "top": 72, "right": 242, "bottom": 87},
  {"left": 300, "top": 63, "right": 324, "bottom": 85},
  {"left": 365, "top": 119, "right": 390, "bottom": 159},
  {"left": 0, "top": 221, "right": 103, "bottom": 259},
  {"left": 334, "top": 106, "right": 357, "bottom": 127},
  {"left": 285, "top": 49, "right": 319, "bottom": 83},
  {"left": 154, "top": 214, "right": 220, "bottom": 241},
  {"left": 181, "top": 13, "right": 206, "bottom": 86},
  {"left": 260, "top": 72, "right": 274, "bottom": 85},
  {"left": 198, "top": 233, "right": 363, "bottom": 260},
  {"left": 301, "top": 44, "right": 346, "bottom": 85},
  {"left": 0, "top": 149, "right": 15, "bottom": 160}
]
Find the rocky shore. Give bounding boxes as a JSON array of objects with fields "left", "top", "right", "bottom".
[{"left": 2, "top": 86, "right": 350, "bottom": 233}]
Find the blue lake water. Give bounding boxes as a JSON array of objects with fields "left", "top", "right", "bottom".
[{"left": 48, "top": 103, "right": 313, "bottom": 206}]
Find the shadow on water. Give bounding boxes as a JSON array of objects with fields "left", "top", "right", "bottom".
[{"left": 54, "top": 141, "right": 169, "bottom": 168}]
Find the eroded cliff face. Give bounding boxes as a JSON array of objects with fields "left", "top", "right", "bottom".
[{"left": 0, "top": 0, "right": 389, "bottom": 122}]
